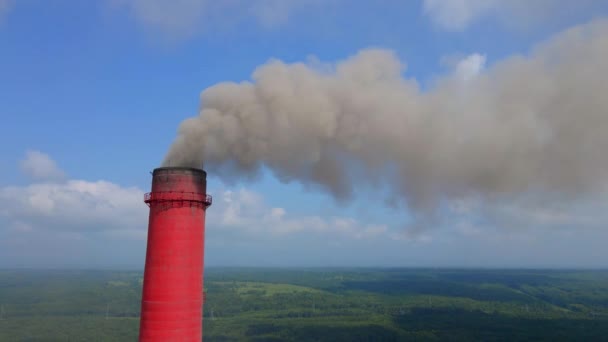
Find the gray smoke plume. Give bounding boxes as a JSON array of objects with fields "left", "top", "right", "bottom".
[{"left": 164, "top": 19, "right": 608, "bottom": 213}]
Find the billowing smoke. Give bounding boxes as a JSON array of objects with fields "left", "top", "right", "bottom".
[{"left": 164, "top": 20, "right": 608, "bottom": 214}]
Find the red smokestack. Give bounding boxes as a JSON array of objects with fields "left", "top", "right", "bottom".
[{"left": 139, "top": 167, "right": 212, "bottom": 341}]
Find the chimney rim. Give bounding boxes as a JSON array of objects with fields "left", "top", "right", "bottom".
[{"left": 152, "top": 166, "right": 207, "bottom": 176}]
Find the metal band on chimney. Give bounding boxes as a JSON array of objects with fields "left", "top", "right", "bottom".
[{"left": 144, "top": 192, "right": 212, "bottom": 208}]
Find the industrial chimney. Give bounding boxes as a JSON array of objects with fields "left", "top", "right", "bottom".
[{"left": 139, "top": 167, "right": 212, "bottom": 341}]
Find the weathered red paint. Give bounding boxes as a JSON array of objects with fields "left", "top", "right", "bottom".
[{"left": 139, "top": 167, "right": 212, "bottom": 342}]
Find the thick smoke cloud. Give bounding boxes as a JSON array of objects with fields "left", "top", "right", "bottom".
[{"left": 164, "top": 20, "right": 608, "bottom": 214}]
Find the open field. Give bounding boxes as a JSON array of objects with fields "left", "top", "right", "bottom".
[{"left": 1, "top": 268, "right": 608, "bottom": 341}]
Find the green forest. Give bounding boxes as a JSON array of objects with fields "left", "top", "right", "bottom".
[{"left": 1, "top": 268, "right": 607, "bottom": 341}]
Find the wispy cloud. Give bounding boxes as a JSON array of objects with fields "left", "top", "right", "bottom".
[
  {"left": 0, "top": 179, "right": 146, "bottom": 234},
  {"left": 423, "top": 0, "right": 603, "bottom": 31},
  {"left": 1, "top": 151, "right": 390, "bottom": 267},
  {"left": 5, "top": 152, "right": 390, "bottom": 241},
  {"left": 111, "top": 0, "right": 325, "bottom": 41},
  {"left": 0, "top": 0, "right": 13, "bottom": 23},
  {"left": 423, "top": 0, "right": 499, "bottom": 31},
  {"left": 208, "top": 187, "right": 389, "bottom": 240},
  {"left": 2, "top": 151, "right": 607, "bottom": 268},
  {"left": 20, "top": 150, "right": 67, "bottom": 182}
]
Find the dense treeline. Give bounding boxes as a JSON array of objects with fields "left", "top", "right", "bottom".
[
  {"left": 1, "top": 269, "right": 607, "bottom": 340},
  {"left": 396, "top": 307, "right": 608, "bottom": 341}
]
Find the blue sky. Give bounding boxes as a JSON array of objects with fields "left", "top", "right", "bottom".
[{"left": 1, "top": 0, "right": 608, "bottom": 268}]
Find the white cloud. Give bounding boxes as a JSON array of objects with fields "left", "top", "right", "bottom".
[
  {"left": 454, "top": 53, "right": 486, "bottom": 81},
  {"left": 0, "top": 179, "right": 146, "bottom": 234},
  {"left": 0, "top": 175, "right": 148, "bottom": 267},
  {"left": 111, "top": 0, "right": 322, "bottom": 40},
  {"left": 0, "top": 0, "right": 13, "bottom": 23},
  {"left": 484, "top": 197, "right": 608, "bottom": 230},
  {"left": 440, "top": 52, "right": 487, "bottom": 82},
  {"left": 5, "top": 156, "right": 389, "bottom": 243},
  {"left": 111, "top": 0, "right": 207, "bottom": 40},
  {"left": 423, "top": 0, "right": 499, "bottom": 31},
  {"left": 444, "top": 194, "right": 608, "bottom": 237},
  {"left": 250, "top": 0, "right": 322, "bottom": 28},
  {"left": 209, "top": 187, "right": 389, "bottom": 240},
  {"left": 423, "top": 0, "right": 602, "bottom": 31},
  {"left": 2, "top": 151, "right": 393, "bottom": 267},
  {"left": 6, "top": 152, "right": 606, "bottom": 268},
  {"left": 20, "top": 150, "right": 66, "bottom": 182},
  {"left": 2, "top": 152, "right": 146, "bottom": 239}
]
